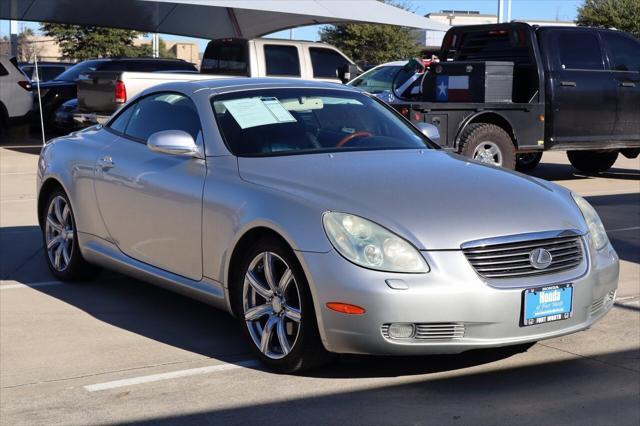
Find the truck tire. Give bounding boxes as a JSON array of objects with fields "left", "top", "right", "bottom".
[
  {"left": 567, "top": 150, "right": 618, "bottom": 173},
  {"left": 459, "top": 123, "right": 516, "bottom": 170},
  {"left": 516, "top": 152, "right": 543, "bottom": 172}
]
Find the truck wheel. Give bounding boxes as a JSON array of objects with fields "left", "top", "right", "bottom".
[
  {"left": 459, "top": 123, "right": 516, "bottom": 170},
  {"left": 516, "top": 152, "right": 543, "bottom": 172},
  {"left": 567, "top": 150, "right": 618, "bottom": 173}
]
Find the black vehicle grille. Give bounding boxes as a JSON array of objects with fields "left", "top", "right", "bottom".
[{"left": 463, "top": 235, "right": 584, "bottom": 279}]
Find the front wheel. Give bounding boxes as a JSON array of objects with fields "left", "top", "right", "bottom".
[
  {"left": 459, "top": 123, "right": 516, "bottom": 169},
  {"left": 233, "top": 237, "right": 332, "bottom": 373},
  {"left": 567, "top": 150, "right": 619, "bottom": 173},
  {"left": 41, "top": 189, "right": 98, "bottom": 281}
]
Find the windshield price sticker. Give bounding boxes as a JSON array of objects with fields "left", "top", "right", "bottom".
[{"left": 223, "top": 97, "right": 296, "bottom": 129}]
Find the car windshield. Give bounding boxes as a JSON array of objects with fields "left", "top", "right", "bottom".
[
  {"left": 349, "top": 65, "right": 414, "bottom": 94},
  {"left": 212, "top": 88, "right": 430, "bottom": 156},
  {"left": 54, "top": 60, "right": 102, "bottom": 81}
]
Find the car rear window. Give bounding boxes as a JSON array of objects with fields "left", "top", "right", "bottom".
[
  {"left": 264, "top": 45, "right": 301, "bottom": 77},
  {"left": 212, "top": 88, "right": 430, "bottom": 156},
  {"left": 556, "top": 32, "right": 604, "bottom": 70},
  {"left": 602, "top": 32, "right": 640, "bottom": 72},
  {"left": 201, "top": 41, "right": 248, "bottom": 76},
  {"left": 309, "top": 47, "right": 351, "bottom": 79}
]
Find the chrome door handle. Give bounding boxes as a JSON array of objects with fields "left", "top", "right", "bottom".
[
  {"left": 620, "top": 82, "right": 636, "bottom": 88},
  {"left": 98, "top": 156, "right": 115, "bottom": 170},
  {"left": 560, "top": 81, "right": 576, "bottom": 87}
]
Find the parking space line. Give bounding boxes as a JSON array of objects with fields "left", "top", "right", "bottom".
[
  {"left": 607, "top": 226, "right": 640, "bottom": 233},
  {"left": 84, "top": 360, "right": 260, "bottom": 392},
  {"left": 0, "top": 172, "right": 36, "bottom": 176},
  {"left": 0, "top": 280, "right": 64, "bottom": 290},
  {"left": 0, "top": 198, "right": 36, "bottom": 203}
]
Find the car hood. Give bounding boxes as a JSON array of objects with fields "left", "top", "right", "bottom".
[{"left": 237, "top": 150, "right": 587, "bottom": 250}]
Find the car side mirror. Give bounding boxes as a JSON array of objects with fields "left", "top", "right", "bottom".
[
  {"left": 416, "top": 122, "right": 440, "bottom": 143},
  {"left": 338, "top": 64, "right": 362, "bottom": 84},
  {"left": 147, "top": 130, "right": 201, "bottom": 157}
]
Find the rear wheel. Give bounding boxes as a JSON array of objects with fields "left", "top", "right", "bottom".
[
  {"left": 41, "top": 189, "right": 98, "bottom": 281},
  {"left": 516, "top": 152, "right": 543, "bottom": 172},
  {"left": 459, "top": 123, "right": 516, "bottom": 170},
  {"left": 567, "top": 150, "right": 618, "bottom": 173},
  {"left": 233, "top": 237, "right": 332, "bottom": 373}
]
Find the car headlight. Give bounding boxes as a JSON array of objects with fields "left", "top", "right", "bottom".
[
  {"left": 322, "top": 212, "right": 429, "bottom": 273},
  {"left": 572, "top": 193, "right": 609, "bottom": 250}
]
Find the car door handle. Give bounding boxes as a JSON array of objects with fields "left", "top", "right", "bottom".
[
  {"left": 620, "top": 82, "right": 636, "bottom": 88},
  {"left": 560, "top": 81, "right": 576, "bottom": 87},
  {"left": 98, "top": 156, "right": 115, "bottom": 170}
]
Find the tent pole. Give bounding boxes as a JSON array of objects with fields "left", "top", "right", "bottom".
[{"left": 226, "top": 8, "right": 243, "bottom": 38}]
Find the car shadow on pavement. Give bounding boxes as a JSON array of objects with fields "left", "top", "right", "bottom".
[
  {"left": 529, "top": 162, "right": 640, "bottom": 181},
  {"left": 1, "top": 225, "right": 533, "bottom": 378},
  {"left": 125, "top": 348, "right": 640, "bottom": 426}
]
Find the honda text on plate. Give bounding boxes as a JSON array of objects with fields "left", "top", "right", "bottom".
[{"left": 37, "top": 79, "right": 619, "bottom": 372}]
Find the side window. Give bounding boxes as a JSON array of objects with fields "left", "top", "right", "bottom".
[
  {"left": 0, "top": 64, "right": 9, "bottom": 76},
  {"left": 557, "top": 32, "right": 604, "bottom": 70},
  {"left": 264, "top": 45, "right": 301, "bottom": 77},
  {"left": 603, "top": 32, "right": 640, "bottom": 72},
  {"left": 309, "top": 47, "right": 351, "bottom": 79},
  {"left": 124, "top": 92, "right": 201, "bottom": 142},
  {"left": 108, "top": 104, "right": 135, "bottom": 134}
]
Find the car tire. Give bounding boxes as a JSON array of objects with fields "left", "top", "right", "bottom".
[
  {"left": 41, "top": 188, "right": 98, "bottom": 281},
  {"left": 567, "top": 150, "right": 619, "bottom": 173},
  {"left": 516, "top": 152, "right": 543, "bottom": 172},
  {"left": 459, "top": 123, "right": 516, "bottom": 170},
  {"left": 233, "top": 237, "right": 332, "bottom": 373}
]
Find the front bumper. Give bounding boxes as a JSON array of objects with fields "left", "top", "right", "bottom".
[{"left": 298, "top": 239, "right": 619, "bottom": 355}]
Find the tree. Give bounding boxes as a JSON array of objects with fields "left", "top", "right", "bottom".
[
  {"left": 577, "top": 0, "right": 640, "bottom": 38},
  {"left": 319, "top": 1, "right": 420, "bottom": 65},
  {"left": 0, "top": 28, "right": 44, "bottom": 61},
  {"left": 17, "top": 28, "right": 45, "bottom": 62},
  {"left": 40, "top": 23, "right": 148, "bottom": 60},
  {"left": 136, "top": 38, "right": 177, "bottom": 59}
]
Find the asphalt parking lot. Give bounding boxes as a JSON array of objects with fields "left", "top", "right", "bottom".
[{"left": 1, "top": 133, "right": 639, "bottom": 425}]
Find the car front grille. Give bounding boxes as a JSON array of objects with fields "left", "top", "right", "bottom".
[
  {"left": 462, "top": 234, "right": 584, "bottom": 279},
  {"left": 381, "top": 322, "right": 465, "bottom": 340}
]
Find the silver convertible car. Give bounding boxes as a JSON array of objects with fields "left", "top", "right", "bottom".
[{"left": 37, "top": 79, "right": 619, "bottom": 372}]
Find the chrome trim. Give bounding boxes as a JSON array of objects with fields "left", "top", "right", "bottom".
[{"left": 460, "top": 229, "right": 584, "bottom": 250}]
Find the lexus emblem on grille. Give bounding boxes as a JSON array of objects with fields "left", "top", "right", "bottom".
[{"left": 529, "top": 248, "right": 553, "bottom": 270}]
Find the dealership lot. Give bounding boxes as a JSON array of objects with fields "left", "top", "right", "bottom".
[{"left": 1, "top": 138, "right": 639, "bottom": 425}]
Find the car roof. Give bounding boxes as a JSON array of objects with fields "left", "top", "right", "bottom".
[{"left": 149, "top": 78, "right": 362, "bottom": 96}]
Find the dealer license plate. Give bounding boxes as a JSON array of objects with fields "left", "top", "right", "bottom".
[{"left": 522, "top": 284, "right": 573, "bottom": 326}]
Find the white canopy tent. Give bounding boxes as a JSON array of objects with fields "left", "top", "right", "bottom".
[{"left": 1, "top": 0, "right": 449, "bottom": 39}]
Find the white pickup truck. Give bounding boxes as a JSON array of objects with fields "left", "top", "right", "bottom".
[{"left": 76, "top": 38, "right": 360, "bottom": 124}]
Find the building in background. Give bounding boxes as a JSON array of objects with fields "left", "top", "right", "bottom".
[
  {"left": 413, "top": 10, "right": 576, "bottom": 54},
  {"left": 1, "top": 34, "right": 200, "bottom": 66}
]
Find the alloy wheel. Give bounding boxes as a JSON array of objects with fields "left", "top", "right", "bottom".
[
  {"left": 473, "top": 141, "right": 503, "bottom": 166},
  {"left": 45, "top": 195, "right": 74, "bottom": 272},
  {"left": 243, "top": 251, "right": 302, "bottom": 359}
]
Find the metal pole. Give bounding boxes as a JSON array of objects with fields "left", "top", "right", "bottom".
[
  {"left": 34, "top": 55, "right": 46, "bottom": 146},
  {"left": 497, "top": 0, "right": 504, "bottom": 23},
  {"left": 152, "top": 33, "right": 159, "bottom": 58},
  {"left": 10, "top": 20, "right": 18, "bottom": 57},
  {"left": 507, "top": 0, "right": 512, "bottom": 22}
]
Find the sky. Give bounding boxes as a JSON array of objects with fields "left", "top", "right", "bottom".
[{"left": 1, "top": 0, "right": 583, "bottom": 53}]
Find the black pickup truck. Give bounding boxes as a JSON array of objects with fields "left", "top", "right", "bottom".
[
  {"left": 37, "top": 57, "right": 197, "bottom": 132},
  {"left": 395, "top": 23, "right": 640, "bottom": 172}
]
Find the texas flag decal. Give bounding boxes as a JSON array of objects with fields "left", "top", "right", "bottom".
[{"left": 435, "top": 75, "right": 470, "bottom": 102}]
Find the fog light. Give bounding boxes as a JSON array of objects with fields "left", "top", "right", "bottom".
[{"left": 388, "top": 323, "right": 415, "bottom": 339}]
